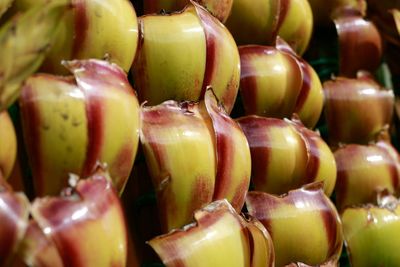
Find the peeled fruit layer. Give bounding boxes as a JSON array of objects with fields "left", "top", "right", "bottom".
[
  {"left": 237, "top": 116, "right": 336, "bottom": 196},
  {"left": 29, "top": 170, "right": 128, "bottom": 267},
  {"left": 342, "top": 194, "right": 400, "bottom": 267},
  {"left": 140, "top": 90, "right": 251, "bottom": 232},
  {"left": 334, "top": 142, "right": 400, "bottom": 211},
  {"left": 323, "top": 75, "right": 394, "bottom": 144},
  {"left": 149, "top": 200, "right": 275, "bottom": 267},
  {"left": 246, "top": 184, "right": 343, "bottom": 267},
  {"left": 20, "top": 59, "right": 140, "bottom": 196},
  {"left": 134, "top": 1, "right": 240, "bottom": 113},
  {"left": 0, "top": 111, "right": 17, "bottom": 179}
]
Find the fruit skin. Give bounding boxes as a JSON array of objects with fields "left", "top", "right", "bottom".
[
  {"left": 149, "top": 200, "right": 275, "bottom": 267},
  {"left": 238, "top": 39, "right": 324, "bottom": 128},
  {"left": 0, "top": 187, "right": 30, "bottom": 267},
  {"left": 225, "top": 0, "right": 313, "bottom": 55},
  {"left": 341, "top": 193, "right": 400, "bottom": 267},
  {"left": 277, "top": 0, "right": 313, "bottom": 55},
  {"left": 140, "top": 90, "right": 251, "bottom": 232},
  {"left": 246, "top": 183, "right": 343, "bottom": 267},
  {"left": 0, "top": 1, "right": 68, "bottom": 111},
  {"left": 133, "top": 1, "right": 240, "bottom": 113},
  {"left": 12, "top": 0, "right": 138, "bottom": 74},
  {"left": 334, "top": 13, "right": 382, "bottom": 77},
  {"left": 307, "top": 0, "right": 366, "bottom": 27},
  {"left": 238, "top": 45, "right": 303, "bottom": 119},
  {"left": 28, "top": 169, "right": 128, "bottom": 267},
  {"left": 323, "top": 74, "right": 394, "bottom": 145},
  {"left": 237, "top": 116, "right": 336, "bottom": 196},
  {"left": 334, "top": 143, "right": 400, "bottom": 211},
  {"left": 0, "top": 111, "right": 17, "bottom": 179},
  {"left": 143, "top": 0, "right": 233, "bottom": 23},
  {"left": 20, "top": 59, "right": 140, "bottom": 196}
]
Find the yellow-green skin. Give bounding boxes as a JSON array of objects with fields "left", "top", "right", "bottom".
[
  {"left": 149, "top": 200, "right": 275, "bottom": 267},
  {"left": 12, "top": 0, "right": 138, "bottom": 73},
  {"left": 134, "top": 2, "right": 240, "bottom": 113},
  {"left": 140, "top": 91, "right": 251, "bottom": 232},
  {"left": 20, "top": 60, "right": 140, "bottom": 196},
  {"left": 277, "top": 0, "right": 313, "bottom": 55},
  {"left": 247, "top": 185, "right": 343, "bottom": 267},
  {"left": 225, "top": 0, "right": 313, "bottom": 55},
  {"left": 0, "top": 111, "right": 17, "bottom": 179},
  {"left": 342, "top": 202, "right": 400, "bottom": 267},
  {"left": 30, "top": 172, "right": 128, "bottom": 267},
  {"left": 143, "top": 0, "right": 233, "bottom": 23}
]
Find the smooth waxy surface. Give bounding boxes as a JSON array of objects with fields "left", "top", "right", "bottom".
[
  {"left": 135, "top": 2, "right": 240, "bottom": 113},
  {"left": 225, "top": 0, "right": 313, "bottom": 54},
  {"left": 140, "top": 91, "right": 251, "bottom": 232},
  {"left": 308, "top": 0, "right": 366, "bottom": 27},
  {"left": 247, "top": 185, "right": 343, "bottom": 267},
  {"left": 239, "top": 42, "right": 323, "bottom": 128},
  {"left": 335, "top": 143, "right": 400, "bottom": 211},
  {"left": 324, "top": 75, "right": 394, "bottom": 144},
  {"left": 239, "top": 46, "right": 302, "bottom": 119},
  {"left": 335, "top": 14, "right": 382, "bottom": 77},
  {"left": 13, "top": 0, "right": 138, "bottom": 74},
  {"left": 135, "top": 5, "right": 206, "bottom": 106},
  {"left": 0, "top": 111, "right": 17, "bottom": 179},
  {"left": 225, "top": 0, "right": 279, "bottom": 45},
  {"left": 20, "top": 59, "right": 140, "bottom": 196},
  {"left": 342, "top": 196, "right": 400, "bottom": 267},
  {"left": 277, "top": 0, "right": 313, "bottom": 55},
  {"left": 237, "top": 116, "right": 307, "bottom": 195},
  {"left": 237, "top": 116, "right": 336, "bottom": 196},
  {"left": 149, "top": 200, "right": 275, "bottom": 267},
  {"left": 30, "top": 171, "right": 128, "bottom": 267},
  {"left": 143, "top": 0, "right": 233, "bottom": 23}
]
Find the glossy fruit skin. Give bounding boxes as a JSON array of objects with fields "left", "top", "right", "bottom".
[
  {"left": 334, "top": 143, "right": 400, "bottom": 211},
  {"left": 246, "top": 184, "right": 343, "bottom": 267},
  {"left": 323, "top": 74, "right": 394, "bottom": 145},
  {"left": 149, "top": 200, "right": 275, "bottom": 267},
  {"left": 140, "top": 90, "right": 251, "bottom": 232},
  {"left": 133, "top": 1, "right": 240, "bottom": 114},
  {"left": 225, "top": 0, "right": 313, "bottom": 55},
  {"left": 307, "top": 0, "right": 366, "bottom": 27},
  {"left": 334, "top": 12, "right": 383, "bottom": 77},
  {"left": 238, "top": 40, "right": 324, "bottom": 128},
  {"left": 342, "top": 194, "right": 400, "bottom": 267},
  {"left": 12, "top": 0, "right": 138, "bottom": 74},
  {"left": 142, "top": 0, "right": 233, "bottom": 23},
  {"left": 27, "top": 170, "right": 128, "bottom": 267},
  {"left": 0, "top": 189, "right": 30, "bottom": 266},
  {"left": 0, "top": 111, "right": 17, "bottom": 180},
  {"left": 237, "top": 116, "right": 337, "bottom": 196},
  {"left": 20, "top": 59, "right": 140, "bottom": 196}
]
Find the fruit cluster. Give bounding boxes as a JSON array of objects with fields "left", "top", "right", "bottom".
[{"left": 0, "top": 0, "right": 399, "bottom": 266}]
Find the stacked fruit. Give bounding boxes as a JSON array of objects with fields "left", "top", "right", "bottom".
[{"left": 0, "top": 0, "right": 399, "bottom": 266}]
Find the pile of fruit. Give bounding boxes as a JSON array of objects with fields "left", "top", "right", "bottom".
[{"left": 0, "top": 0, "right": 399, "bottom": 266}]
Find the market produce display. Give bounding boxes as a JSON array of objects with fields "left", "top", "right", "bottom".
[{"left": 0, "top": 0, "right": 399, "bottom": 266}]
